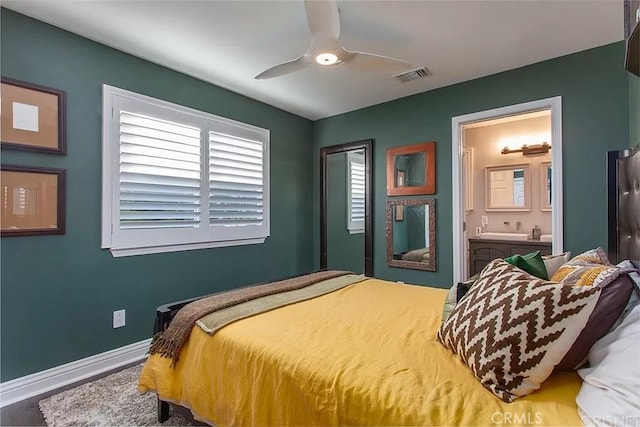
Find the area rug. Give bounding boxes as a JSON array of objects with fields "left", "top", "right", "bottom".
[{"left": 39, "top": 364, "right": 194, "bottom": 426}]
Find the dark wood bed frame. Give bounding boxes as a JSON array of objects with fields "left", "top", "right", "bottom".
[
  {"left": 153, "top": 295, "right": 202, "bottom": 422},
  {"left": 152, "top": 146, "right": 640, "bottom": 424}
]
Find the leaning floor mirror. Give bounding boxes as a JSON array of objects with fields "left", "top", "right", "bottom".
[{"left": 386, "top": 199, "right": 436, "bottom": 271}]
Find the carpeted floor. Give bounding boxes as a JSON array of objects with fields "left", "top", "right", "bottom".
[{"left": 39, "top": 364, "right": 194, "bottom": 426}]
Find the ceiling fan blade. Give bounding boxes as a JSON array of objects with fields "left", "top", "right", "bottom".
[
  {"left": 344, "top": 51, "right": 413, "bottom": 74},
  {"left": 255, "top": 55, "right": 310, "bottom": 80},
  {"left": 304, "top": 0, "right": 340, "bottom": 40}
]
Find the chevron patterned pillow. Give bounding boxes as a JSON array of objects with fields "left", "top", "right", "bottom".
[{"left": 437, "top": 258, "right": 601, "bottom": 403}]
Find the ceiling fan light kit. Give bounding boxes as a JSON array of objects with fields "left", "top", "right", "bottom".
[
  {"left": 255, "top": 0, "right": 416, "bottom": 80},
  {"left": 315, "top": 52, "right": 339, "bottom": 65}
]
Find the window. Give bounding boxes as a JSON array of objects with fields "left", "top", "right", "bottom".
[
  {"left": 347, "top": 150, "right": 365, "bottom": 234},
  {"left": 101, "top": 85, "right": 269, "bottom": 257}
]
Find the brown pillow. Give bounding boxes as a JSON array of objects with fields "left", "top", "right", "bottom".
[
  {"left": 551, "top": 251, "right": 637, "bottom": 370},
  {"left": 555, "top": 273, "right": 635, "bottom": 370},
  {"left": 437, "top": 258, "right": 600, "bottom": 403}
]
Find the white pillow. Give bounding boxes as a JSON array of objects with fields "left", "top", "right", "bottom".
[{"left": 576, "top": 302, "right": 640, "bottom": 426}]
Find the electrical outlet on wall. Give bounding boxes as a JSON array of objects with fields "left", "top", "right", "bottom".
[
  {"left": 113, "top": 309, "right": 126, "bottom": 328},
  {"left": 481, "top": 216, "right": 489, "bottom": 225}
]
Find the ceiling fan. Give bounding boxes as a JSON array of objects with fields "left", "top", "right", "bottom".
[{"left": 255, "top": 0, "right": 414, "bottom": 79}]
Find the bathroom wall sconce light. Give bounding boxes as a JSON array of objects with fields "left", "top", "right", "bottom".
[{"left": 501, "top": 142, "right": 551, "bottom": 156}]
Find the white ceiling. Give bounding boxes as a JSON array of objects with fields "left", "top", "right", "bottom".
[{"left": 3, "top": 1, "right": 623, "bottom": 120}]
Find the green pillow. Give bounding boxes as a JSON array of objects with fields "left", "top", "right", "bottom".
[{"left": 504, "top": 251, "right": 549, "bottom": 280}]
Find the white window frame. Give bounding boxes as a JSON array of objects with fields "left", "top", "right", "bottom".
[
  {"left": 101, "top": 85, "right": 270, "bottom": 257},
  {"left": 346, "top": 150, "right": 364, "bottom": 234}
]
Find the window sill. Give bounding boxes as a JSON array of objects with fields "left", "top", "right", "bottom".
[{"left": 107, "top": 238, "right": 267, "bottom": 257}]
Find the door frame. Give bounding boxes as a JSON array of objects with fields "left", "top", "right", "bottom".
[
  {"left": 451, "top": 97, "right": 563, "bottom": 284},
  {"left": 320, "top": 139, "right": 374, "bottom": 277}
]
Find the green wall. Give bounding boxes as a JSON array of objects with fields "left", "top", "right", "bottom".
[
  {"left": 0, "top": 8, "right": 633, "bottom": 382},
  {"left": 0, "top": 9, "right": 313, "bottom": 381},
  {"left": 313, "top": 42, "right": 630, "bottom": 287},
  {"left": 630, "top": 73, "right": 640, "bottom": 146}
]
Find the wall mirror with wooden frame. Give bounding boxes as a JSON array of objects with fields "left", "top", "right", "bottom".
[
  {"left": 484, "top": 164, "right": 531, "bottom": 211},
  {"left": 386, "top": 141, "right": 436, "bottom": 196},
  {"left": 385, "top": 198, "right": 436, "bottom": 271}
]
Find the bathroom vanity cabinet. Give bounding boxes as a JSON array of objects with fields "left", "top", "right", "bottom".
[{"left": 468, "top": 238, "right": 552, "bottom": 276}]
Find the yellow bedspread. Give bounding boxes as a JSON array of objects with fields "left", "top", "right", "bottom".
[{"left": 139, "top": 278, "right": 583, "bottom": 426}]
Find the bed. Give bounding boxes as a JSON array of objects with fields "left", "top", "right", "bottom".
[
  {"left": 398, "top": 247, "right": 431, "bottom": 262},
  {"left": 139, "top": 145, "right": 639, "bottom": 426}
]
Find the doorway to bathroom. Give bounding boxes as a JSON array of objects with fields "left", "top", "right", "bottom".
[{"left": 451, "top": 97, "right": 563, "bottom": 283}]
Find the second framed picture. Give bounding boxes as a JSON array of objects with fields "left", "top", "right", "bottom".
[{"left": 0, "top": 77, "right": 66, "bottom": 154}]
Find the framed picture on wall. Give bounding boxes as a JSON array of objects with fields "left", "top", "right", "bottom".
[
  {"left": 1, "top": 165, "right": 66, "bottom": 237},
  {"left": 0, "top": 77, "right": 66, "bottom": 154}
]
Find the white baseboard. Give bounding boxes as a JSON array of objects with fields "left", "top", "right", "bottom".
[{"left": 0, "top": 338, "right": 151, "bottom": 408}]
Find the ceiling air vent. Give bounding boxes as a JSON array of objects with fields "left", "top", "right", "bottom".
[{"left": 393, "top": 66, "right": 432, "bottom": 83}]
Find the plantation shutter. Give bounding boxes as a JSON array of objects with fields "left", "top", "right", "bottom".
[
  {"left": 103, "top": 85, "right": 270, "bottom": 256},
  {"left": 348, "top": 151, "right": 365, "bottom": 232},
  {"left": 119, "top": 111, "right": 201, "bottom": 230},
  {"left": 208, "top": 128, "right": 267, "bottom": 239}
]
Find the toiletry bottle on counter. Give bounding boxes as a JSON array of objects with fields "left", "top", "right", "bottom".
[{"left": 532, "top": 225, "right": 541, "bottom": 240}]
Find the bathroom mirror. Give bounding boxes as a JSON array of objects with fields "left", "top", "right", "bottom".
[
  {"left": 485, "top": 164, "right": 530, "bottom": 211},
  {"left": 541, "top": 162, "right": 552, "bottom": 211},
  {"left": 386, "top": 142, "right": 436, "bottom": 196},
  {"left": 386, "top": 198, "right": 436, "bottom": 271}
]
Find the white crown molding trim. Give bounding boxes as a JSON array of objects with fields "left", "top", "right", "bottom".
[{"left": 0, "top": 338, "right": 151, "bottom": 408}]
